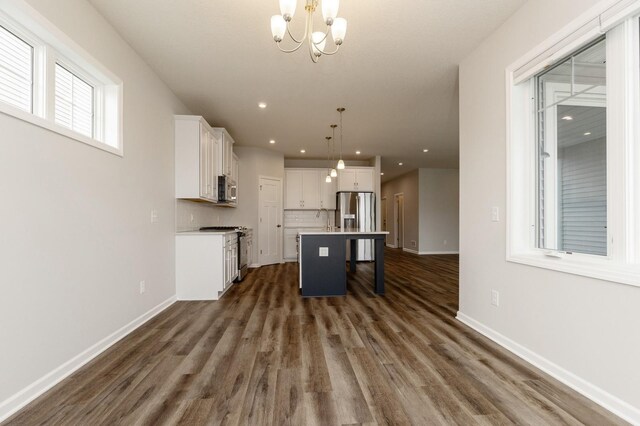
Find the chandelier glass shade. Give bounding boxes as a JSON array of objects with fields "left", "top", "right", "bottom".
[{"left": 270, "top": 0, "right": 347, "bottom": 63}]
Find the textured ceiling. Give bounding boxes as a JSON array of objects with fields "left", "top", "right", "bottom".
[{"left": 88, "top": 0, "right": 526, "bottom": 181}]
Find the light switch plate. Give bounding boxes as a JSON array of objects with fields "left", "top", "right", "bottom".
[
  {"left": 491, "top": 206, "right": 500, "bottom": 222},
  {"left": 319, "top": 247, "right": 329, "bottom": 257}
]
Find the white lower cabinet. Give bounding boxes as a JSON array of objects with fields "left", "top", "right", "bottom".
[
  {"left": 284, "top": 227, "right": 325, "bottom": 261},
  {"left": 176, "top": 232, "right": 238, "bottom": 300}
]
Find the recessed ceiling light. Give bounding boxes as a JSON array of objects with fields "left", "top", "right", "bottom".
[
  {"left": 258, "top": 102, "right": 267, "bottom": 109},
  {"left": 269, "top": 139, "right": 276, "bottom": 144},
  {"left": 423, "top": 149, "right": 429, "bottom": 153},
  {"left": 380, "top": 172, "right": 384, "bottom": 176},
  {"left": 561, "top": 115, "right": 573, "bottom": 120},
  {"left": 398, "top": 162, "right": 403, "bottom": 166},
  {"left": 300, "top": 149, "right": 306, "bottom": 153},
  {"left": 584, "top": 132, "right": 591, "bottom": 136},
  {"left": 355, "top": 150, "right": 361, "bottom": 155}
]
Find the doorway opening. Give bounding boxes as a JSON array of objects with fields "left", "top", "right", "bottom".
[{"left": 394, "top": 193, "right": 404, "bottom": 249}]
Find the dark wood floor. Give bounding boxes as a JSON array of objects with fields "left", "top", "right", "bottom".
[{"left": 5, "top": 249, "right": 627, "bottom": 425}]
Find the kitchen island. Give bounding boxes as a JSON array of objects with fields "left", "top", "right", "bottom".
[{"left": 298, "top": 231, "right": 389, "bottom": 297}]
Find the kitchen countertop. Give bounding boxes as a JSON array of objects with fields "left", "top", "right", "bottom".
[{"left": 176, "top": 230, "right": 239, "bottom": 236}]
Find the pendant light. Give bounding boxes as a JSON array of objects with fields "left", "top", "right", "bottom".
[
  {"left": 330, "top": 124, "right": 338, "bottom": 177},
  {"left": 325, "top": 136, "right": 332, "bottom": 183},
  {"left": 337, "top": 107, "right": 345, "bottom": 170}
]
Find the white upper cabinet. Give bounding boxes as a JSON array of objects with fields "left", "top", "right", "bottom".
[
  {"left": 213, "top": 128, "right": 235, "bottom": 178},
  {"left": 232, "top": 153, "right": 239, "bottom": 187},
  {"left": 284, "top": 169, "right": 322, "bottom": 209},
  {"left": 319, "top": 172, "right": 337, "bottom": 209},
  {"left": 175, "top": 115, "right": 219, "bottom": 202},
  {"left": 338, "top": 167, "right": 375, "bottom": 192}
]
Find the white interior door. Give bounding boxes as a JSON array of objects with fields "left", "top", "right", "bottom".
[{"left": 259, "top": 176, "right": 282, "bottom": 265}]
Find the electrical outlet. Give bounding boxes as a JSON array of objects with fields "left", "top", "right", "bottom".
[
  {"left": 139, "top": 280, "right": 146, "bottom": 294},
  {"left": 411, "top": 240, "right": 417, "bottom": 247},
  {"left": 151, "top": 210, "right": 159, "bottom": 223},
  {"left": 491, "top": 289, "right": 499, "bottom": 307},
  {"left": 443, "top": 239, "right": 448, "bottom": 246}
]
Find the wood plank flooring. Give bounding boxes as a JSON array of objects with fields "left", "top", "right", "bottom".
[{"left": 4, "top": 249, "right": 627, "bottom": 425}]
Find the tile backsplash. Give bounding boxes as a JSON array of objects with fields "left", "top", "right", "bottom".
[
  {"left": 176, "top": 199, "right": 224, "bottom": 232},
  {"left": 284, "top": 210, "right": 335, "bottom": 228}
]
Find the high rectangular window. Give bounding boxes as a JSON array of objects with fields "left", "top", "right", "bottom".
[
  {"left": 55, "top": 63, "right": 94, "bottom": 138},
  {"left": 0, "top": 24, "right": 32, "bottom": 113},
  {"left": 0, "top": 6, "right": 122, "bottom": 155}
]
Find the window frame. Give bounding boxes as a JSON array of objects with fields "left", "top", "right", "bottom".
[
  {"left": 0, "top": 2, "right": 123, "bottom": 156},
  {"left": 506, "top": 2, "right": 640, "bottom": 287}
]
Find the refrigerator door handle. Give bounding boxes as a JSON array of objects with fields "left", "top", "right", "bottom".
[{"left": 355, "top": 195, "right": 360, "bottom": 231}]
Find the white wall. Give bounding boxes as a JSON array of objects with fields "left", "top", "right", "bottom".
[
  {"left": 459, "top": 0, "right": 640, "bottom": 420},
  {"left": 0, "top": 0, "right": 189, "bottom": 417},
  {"left": 419, "top": 168, "right": 459, "bottom": 253},
  {"left": 223, "top": 147, "right": 284, "bottom": 264}
]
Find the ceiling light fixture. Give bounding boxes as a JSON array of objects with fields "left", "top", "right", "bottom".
[
  {"left": 330, "top": 124, "right": 338, "bottom": 177},
  {"left": 269, "top": 139, "right": 276, "bottom": 144},
  {"left": 258, "top": 102, "right": 267, "bottom": 108},
  {"left": 423, "top": 149, "right": 429, "bottom": 153},
  {"left": 584, "top": 132, "right": 592, "bottom": 136},
  {"left": 300, "top": 149, "right": 306, "bottom": 153},
  {"left": 325, "top": 136, "right": 332, "bottom": 183},
  {"left": 337, "top": 107, "right": 345, "bottom": 170},
  {"left": 380, "top": 172, "right": 384, "bottom": 176},
  {"left": 561, "top": 115, "right": 573, "bottom": 120},
  {"left": 355, "top": 150, "right": 361, "bottom": 155},
  {"left": 398, "top": 162, "right": 403, "bottom": 166},
  {"left": 271, "top": 0, "right": 347, "bottom": 63}
]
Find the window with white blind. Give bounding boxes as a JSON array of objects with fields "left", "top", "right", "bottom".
[
  {"left": 55, "top": 64, "right": 94, "bottom": 138},
  {"left": 506, "top": 7, "right": 640, "bottom": 287},
  {"left": 0, "top": 24, "right": 32, "bottom": 113},
  {"left": 0, "top": 6, "right": 122, "bottom": 155}
]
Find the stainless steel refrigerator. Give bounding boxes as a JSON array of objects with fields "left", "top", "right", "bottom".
[{"left": 336, "top": 191, "right": 376, "bottom": 261}]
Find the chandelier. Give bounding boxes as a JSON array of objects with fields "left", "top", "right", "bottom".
[{"left": 270, "top": 0, "right": 348, "bottom": 63}]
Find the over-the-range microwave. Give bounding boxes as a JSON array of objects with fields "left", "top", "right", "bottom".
[{"left": 218, "top": 175, "right": 237, "bottom": 206}]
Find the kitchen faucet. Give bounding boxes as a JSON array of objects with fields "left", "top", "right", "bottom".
[{"left": 317, "top": 208, "right": 332, "bottom": 231}]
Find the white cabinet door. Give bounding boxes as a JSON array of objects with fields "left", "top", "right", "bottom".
[
  {"left": 199, "top": 124, "right": 210, "bottom": 199},
  {"left": 319, "top": 172, "right": 337, "bottom": 209},
  {"left": 232, "top": 154, "right": 239, "bottom": 184},
  {"left": 355, "top": 168, "right": 374, "bottom": 191},
  {"left": 338, "top": 169, "right": 357, "bottom": 191},
  {"left": 301, "top": 169, "right": 320, "bottom": 209},
  {"left": 285, "top": 170, "right": 303, "bottom": 209},
  {"left": 284, "top": 229, "right": 298, "bottom": 260}
]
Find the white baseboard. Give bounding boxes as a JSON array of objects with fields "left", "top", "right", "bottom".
[
  {"left": 249, "top": 263, "right": 260, "bottom": 268},
  {"left": 456, "top": 312, "right": 640, "bottom": 425},
  {"left": 0, "top": 296, "right": 177, "bottom": 423},
  {"left": 386, "top": 244, "right": 397, "bottom": 248},
  {"left": 402, "top": 248, "right": 460, "bottom": 255}
]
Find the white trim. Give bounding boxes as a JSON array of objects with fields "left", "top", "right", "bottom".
[
  {"left": 0, "top": 296, "right": 176, "bottom": 423},
  {"left": 249, "top": 263, "right": 261, "bottom": 268},
  {"left": 456, "top": 312, "right": 640, "bottom": 425},
  {"left": 386, "top": 243, "right": 397, "bottom": 248},
  {"left": 402, "top": 247, "right": 419, "bottom": 254}
]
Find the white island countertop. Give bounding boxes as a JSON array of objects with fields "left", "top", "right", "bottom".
[
  {"left": 176, "top": 230, "right": 238, "bottom": 236},
  {"left": 298, "top": 231, "right": 389, "bottom": 235}
]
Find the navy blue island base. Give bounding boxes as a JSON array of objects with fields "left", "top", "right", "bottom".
[{"left": 298, "top": 231, "right": 388, "bottom": 297}]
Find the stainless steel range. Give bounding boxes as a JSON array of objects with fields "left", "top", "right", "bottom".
[{"left": 199, "top": 226, "right": 249, "bottom": 281}]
